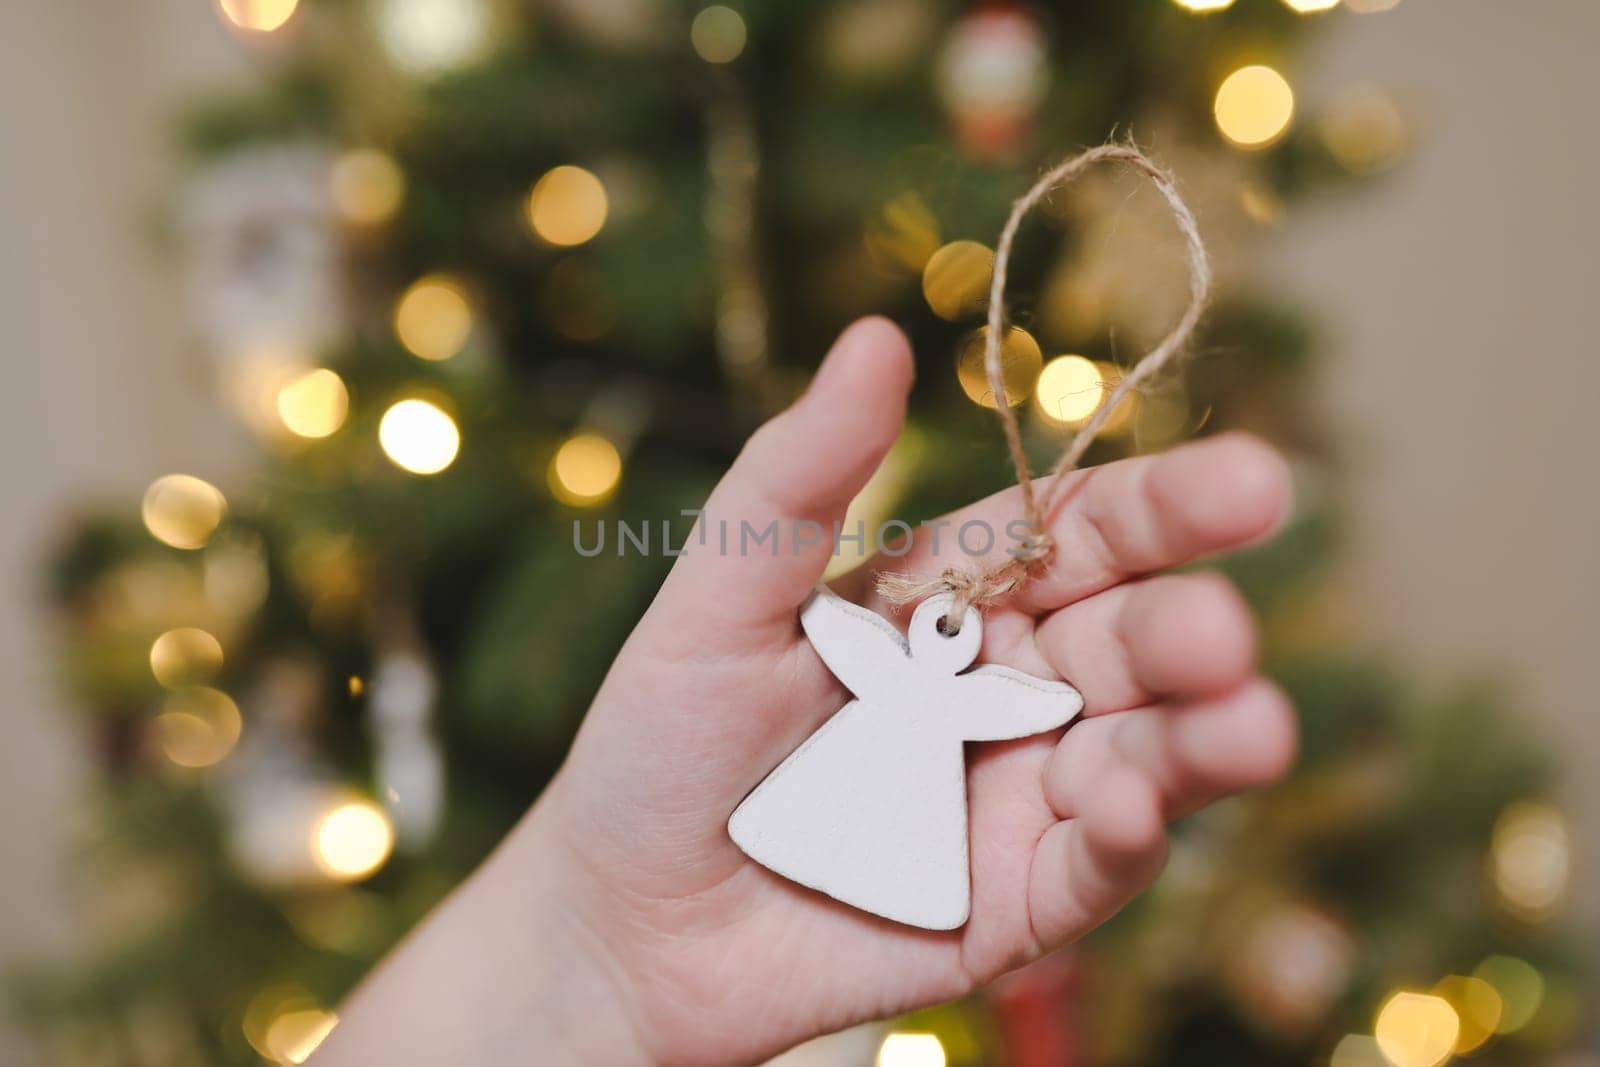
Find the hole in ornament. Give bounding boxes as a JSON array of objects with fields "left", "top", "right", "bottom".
[{"left": 935, "top": 614, "right": 961, "bottom": 637}]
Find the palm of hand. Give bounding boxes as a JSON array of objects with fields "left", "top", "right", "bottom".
[{"left": 540, "top": 320, "right": 1295, "bottom": 1066}]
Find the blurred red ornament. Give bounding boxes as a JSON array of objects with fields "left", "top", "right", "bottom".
[
  {"left": 990, "top": 951, "right": 1085, "bottom": 1067},
  {"left": 936, "top": 4, "right": 1049, "bottom": 158}
]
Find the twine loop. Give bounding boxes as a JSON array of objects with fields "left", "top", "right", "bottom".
[{"left": 877, "top": 142, "right": 1212, "bottom": 633}]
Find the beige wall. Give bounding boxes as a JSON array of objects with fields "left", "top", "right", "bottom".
[
  {"left": 1267, "top": 0, "right": 1600, "bottom": 926},
  {"left": 0, "top": 2, "right": 247, "bottom": 1062},
  {"left": 0, "top": 1, "right": 1595, "bottom": 1063}
]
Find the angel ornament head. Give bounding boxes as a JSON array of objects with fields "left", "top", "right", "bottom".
[{"left": 729, "top": 589, "right": 1083, "bottom": 930}]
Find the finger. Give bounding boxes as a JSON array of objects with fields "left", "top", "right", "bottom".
[
  {"left": 1028, "top": 763, "right": 1167, "bottom": 951},
  {"left": 650, "top": 317, "right": 914, "bottom": 644},
  {"left": 1042, "top": 678, "right": 1297, "bottom": 822},
  {"left": 1034, "top": 572, "right": 1257, "bottom": 715},
  {"left": 862, "top": 432, "right": 1290, "bottom": 616}
]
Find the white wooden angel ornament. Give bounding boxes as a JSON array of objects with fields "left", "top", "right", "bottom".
[
  {"left": 732, "top": 145, "right": 1209, "bottom": 931},
  {"left": 728, "top": 589, "right": 1083, "bottom": 930}
]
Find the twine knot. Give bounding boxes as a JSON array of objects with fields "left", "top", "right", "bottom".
[
  {"left": 1012, "top": 528, "right": 1055, "bottom": 566},
  {"left": 874, "top": 528, "right": 1055, "bottom": 635}
]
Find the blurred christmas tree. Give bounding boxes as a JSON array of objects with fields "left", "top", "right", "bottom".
[{"left": 17, "top": 0, "right": 1591, "bottom": 1064}]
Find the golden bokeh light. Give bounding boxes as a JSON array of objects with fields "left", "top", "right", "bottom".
[
  {"left": 243, "top": 985, "right": 337, "bottom": 1066},
  {"left": 1038, "top": 269, "right": 1110, "bottom": 343},
  {"left": 284, "top": 889, "right": 386, "bottom": 954},
  {"left": 865, "top": 192, "right": 941, "bottom": 276},
  {"left": 266, "top": 1008, "right": 338, "bottom": 1064},
  {"left": 150, "top": 628, "right": 224, "bottom": 688},
  {"left": 217, "top": 0, "right": 300, "bottom": 33},
  {"left": 244, "top": 986, "right": 307, "bottom": 1061},
  {"left": 376, "top": 0, "right": 490, "bottom": 74},
  {"left": 876, "top": 1031, "right": 946, "bottom": 1067},
  {"left": 330, "top": 149, "right": 405, "bottom": 226},
  {"left": 922, "top": 240, "right": 994, "bottom": 321},
  {"left": 1173, "top": 0, "right": 1237, "bottom": 9},
  {"left": 525, "top": 166, "right": 609, "bottom": 248},
  {"left": 312, "top": 800, "right": 395, "bottom": 882},
  {"left": 1096, "top": 363, "right": 1140, "bottom": 435},
  {"left": 1321, "top": 89, "right": 1408, "bottom": 175},
  {"left": 155, "top": 686, "right": 243, "bottom": 769},
  {"left": 220, "top": 345, "right": 312, "bottom": 439},
  {"left": 1473, "top": 955, "right": 1544, "bottom": 1034},
  {"left": 142, "top": 474, "right": 227, "bottom": 550},
  {"left": 1283, "top": 0, "right": 1340, "bottom": 11},
  {"left": 1035, "top": 355, "right": 1102, "bottom": 426},
  {"left": 691, "top": 5, "right": 747, "bottom": 64},
  {"left": 1133, "top": 384, "right": 1191, "bottom": 449},
  {"left": 1373, "top": 991, "right": 1459, "bottom": 1067},
  {"left": 277, "top": 368, "right": 350, "bottom": 439},
  {"left": 1230, "top": 905, "right": 1357, "bottom": 1034},
  {"left": 205, "top": 539, "right": 271, "bottom": 618},
  {"left": 956, "top": 326, "right": 1042, "bottom": 409},
  {"left": 394, "top": 275, "right": 473, "bottom": 361},
  {"left": 1329, "top": 1034, "right": 1387, "bottom": 1067},
  {"left": 548, "top": 432, "right": 623, "bottom": 507},
  {"left": 1489, "top": 800, "right": 1570, "bottom": 921},
  {"left": 1239, "top": 181, "right": 1288, "bottom": 226},
  {"left": 379, "top": 398, "right": 461, "bottom": 475},
  {"left": 1433, "top": 975, "right": 1503, "bottom": 1054},
  {"left": 1214, "top": 65, "right": 1296, "bottom": 149}
]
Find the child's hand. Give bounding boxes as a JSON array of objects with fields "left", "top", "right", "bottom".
[{"left": 315, "top": 318, "right": 1296, "bottom": 1066}]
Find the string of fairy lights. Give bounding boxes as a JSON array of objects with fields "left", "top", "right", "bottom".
[
  {"left": 201, "top": 0, "right": 1408, "bottom": 515},
  {"left": 137, "top": 2, "right": 1570, "bottom": 1065}
]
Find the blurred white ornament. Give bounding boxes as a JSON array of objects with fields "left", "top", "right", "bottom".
[
  {"left": 182, "top": 143, "right": 343, "bottom": 374},
  {"left": 376, "top": 0, "right": 491, "bottom": 75},
  {"left": 369, "top": 650, "right": 444, "bottom": 846}
]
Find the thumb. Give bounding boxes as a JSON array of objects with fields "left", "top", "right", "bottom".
[{"left": 654, "top": 316, "right": 914, "bottom": 644}]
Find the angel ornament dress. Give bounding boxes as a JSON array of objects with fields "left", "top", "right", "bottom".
[{"left": 728, "top": 589, "right": 1083, "bottom": 930}]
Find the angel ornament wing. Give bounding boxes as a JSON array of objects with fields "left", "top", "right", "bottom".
[{"left": 728, "top": 589, "right": 1083, "bottom": 930}]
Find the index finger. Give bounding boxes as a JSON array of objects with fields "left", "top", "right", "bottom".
[{"left": 852, "top": 432, "right": 1291, "bottom": 616}]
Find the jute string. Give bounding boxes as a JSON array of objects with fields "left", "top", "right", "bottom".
[{"left": 877, "top": 143, "right": 1212, "bottom": 631}]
